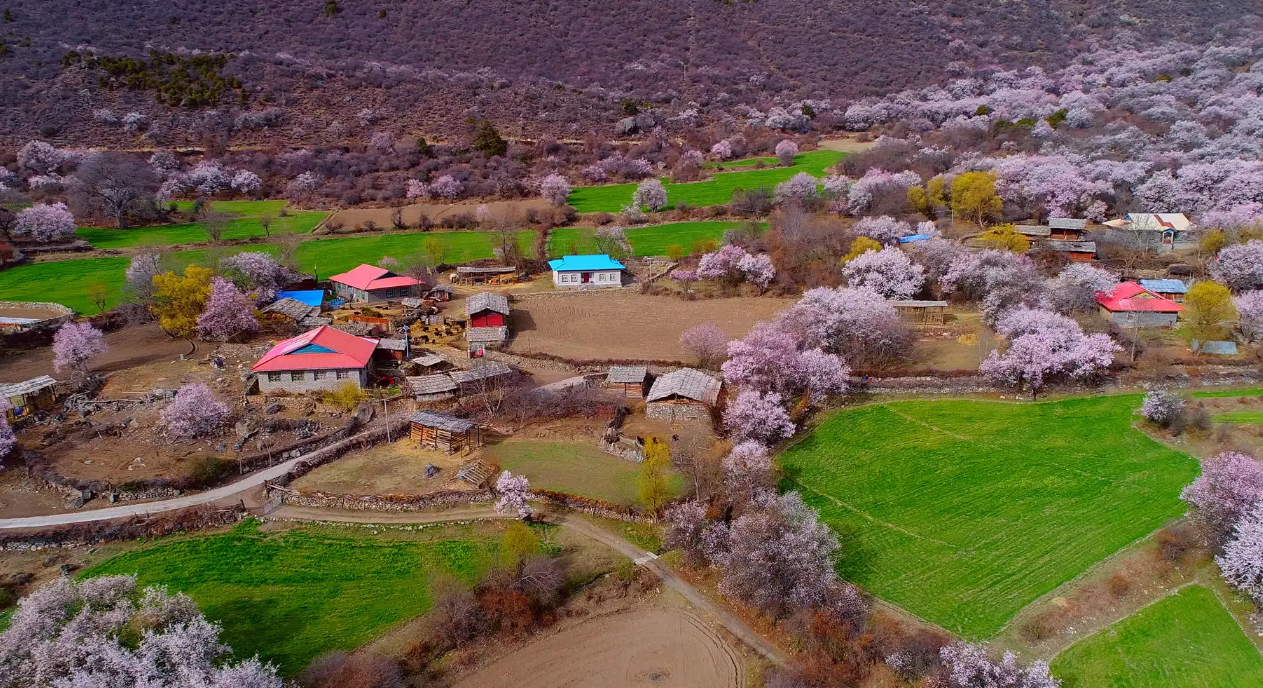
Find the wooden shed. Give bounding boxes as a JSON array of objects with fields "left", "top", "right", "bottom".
[
  {"left": 451, "top": 361, "right": 515, "bottom": 394},
  {"left": 0, "top": 375, "right": 57, "bottom": 422},
  {"left": 1048, "top": 218, "right": 1088, "bottom": 240},
  {"left": 646, "top": 368, "right": 721, "bottom": 422},
  {"left": 606, "top": 366, "right": 648, "bottom": 399},
  {"left": 453, "top": 266, "right": 519, "bottom": 286},
  {"left": 410, "top": 411, "right": 481, "bottom": 453},
  {"left": 893, "top": 300, "right": 948, "bottom": 326},
  {"left": 406, "top": 374, "right": 458, "bottom": 403}
]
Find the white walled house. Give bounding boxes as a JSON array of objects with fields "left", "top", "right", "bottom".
[
  {"left": 547, "top": 254, "right": 625, "bottom": 288},
  {"left": 251, "top": 325, "right": 378, "bottom": 393}
]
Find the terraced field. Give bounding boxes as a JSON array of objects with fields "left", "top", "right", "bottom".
[
  {"left": 779, "top": 396, "right": 1200, "bottom": 638},
  {"left": 547, "top": 221, "right": 760, "bottom": 258},
  {"left": 78, "top": 211, "right": 325, "bottom": 248}
]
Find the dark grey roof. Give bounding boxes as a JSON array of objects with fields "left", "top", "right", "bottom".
[
  {"left": 400, "top": 297, "right": 426, "bottom": 308},
  {"left": 607, "top": 366, "right": 647, "bottom": 384},
  {"left": 410, "top": 353, "right": 446, "bottom": 367},
  {"left": 297, "top": 315, "right": 332, "bottom": 328},
  {"left": 264, "top": 298, "right": 318, "bottom": 321},
  {"left": 451, "top": 361, "right": 514, "bottom": 384},
  {"left": 457, "top": 266, "right": 517, "bottom": 274},
  {"left": 466, "top": 292, "right": 511, "bottom": 316},
  {"left": 1048, "top": 218, "right": 1088, "bottom": 230},
  {"left": 406, "top": 374, "right": 458, "bottom": 395},
  {"left": 646, "top": 368, "right": 721, "bottom": 405},
  {"left": 377, "top": 338, "right": 409, "bottom": 351},
  {"left": 427, "top": 285, "right": 456, "bottom": 294},
  {"left": 466, "top": 326, "right": 509, "bottom": 343},
  {"left": 1014, "top": 224, "right": 1051, "bottom": 237},
  {"left": 409, "top": 411, "right": 474, "bottom": 432},
  {"left": 1044, "top": 240, "right": 1097, "bottom": 253},
  {"left": 892, "top": 300, "right": 948, "bottom": 308},
  {"left": 0, "top": 375, "right": 56, "bottom": 398}
]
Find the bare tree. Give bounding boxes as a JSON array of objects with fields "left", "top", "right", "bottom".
[
  {"left": 259, "top": 214, "right": 275, "bottom": 238},
  {"left": 200, "top": 210, "right": 236, "bottom": 244},
  {"left": 71, "top": 152, "right": 157, "bottom": 229}
]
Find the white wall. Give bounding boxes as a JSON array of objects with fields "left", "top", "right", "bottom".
[{"left": 552, "top": 269, "right": 622, "bottom": 288}]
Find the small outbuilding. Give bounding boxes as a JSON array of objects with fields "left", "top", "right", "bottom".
[
  {"left": 548, "top": 254, "right": 625, "bottom": 289},
  {"left": 1137, "top": 279, "right": 1189, "bottom": 303},
  {"left": 0, "top": 375, "right": 57, "bottom": 422},
  {"left": 606, "top": 366, "right": 648, "bottom": 399},
  {"left": 893, "top": 300, "right": 948, "bottom": 326},
  {"left": 466, "top": 292, "right": 511, "bottom": 355},
  {"left": 646, "top": 368, "right": 722, "bottom": 422},
  {"left": 451, "top": 361, "right": 516, "bottom": 394},
  {"left": 1015, "top": 224, "right": 1052, "bottom": 238},
  {"left": 329, "top": 264, "right": 420, "bottom": 302},
  {"left": 1048, "top": 218, "right": 1088, "bottom": 239},
  {"left": 1044, "top": 240, "right": 1097, "bottom": 262},
  {"left": 1095, "top": 282, "right": 1184, "bottom": 328},
  {"left": 406, "top": 374, "right": 459, "bottom": 403},
  {"left": 410, "top": 411, "right": 481, "bottom": 453},
  {"left": 453, "top": 266, "right": 519, "bottom": 286}
]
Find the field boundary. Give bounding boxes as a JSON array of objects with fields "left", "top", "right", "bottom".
[{"left": 789, "top": 478, "right": 952, "bottom": 547}]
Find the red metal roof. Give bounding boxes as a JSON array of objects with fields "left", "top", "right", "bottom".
[
  {"left": 252, "top": 325, "right": 379, "bottom": 372},
  {"left": 1095, "top": 281, "right": 1185, "bottom": 313},
  {"left": 328, "top": 264, "right": 420, "bottom": 291}
]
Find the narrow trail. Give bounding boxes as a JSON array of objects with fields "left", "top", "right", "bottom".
[
  {"left": 267, "top": 505, "right": 786, "bottom": 664},
  {"left": 880, "top": 404, "right": 971, "bottom": 441},
  {"left": 790, "top": 479, "right": 953, "bottom": 548}
]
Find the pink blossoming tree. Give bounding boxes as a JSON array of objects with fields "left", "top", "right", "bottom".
[
  {"left": 738, "top": 252, "right": 776, "bottom": 290},
  {"left": 938, "top": 642, "right": 1059, "bottom": 688},
  {"left": 538, "top": 173, "right": 571, "bottom": 206},
  {"left": 778, "top": 287, "right": 912, "bottom": 368},
  {"left": 1181, "top": 451, "right": 1263, "bottom": 547},
  {"left": 841, "top": 246, "right": 926, "bottom": 299},
  {"left": 775, "top": 139, "right": 799, "bottom": 166},
  {"left": 1217, "top": 501, "right": 1263, "bottom": 604},
  {"left": 124, "top": 252, "right": 163, "bottom": 302},
  {"left": 196, "top": 277, "right": 259, "bottom": 341},
  {"left": 1234, "top": 291, "right": 1263, "bottom": 343},
  {"left": 981, "top": 309, "right": 1118, "bottom": 399},
  {"left": 162, "top": 383, "right": 231, "bottom": 439},
  {"left": 13, "top": 203, "right": 77, "bottom": 242},
  {"left": 631, "top": 178, "right": 668, "bottom": 211},
  {"left": 853, "top": 215, "right": 913, "bottom": 244},
  {"left": 723, "top": 390, "right": 796, "bottom": 444},
  {"left": 1212, "top": 240, "right": 1263, "bottom": 292},
  {"left": 52, "top": 321, "right": 107, "bottom": 376},
  {"left": 679, "top": 323, "right": 728, "bottom": 367},
  {"left": 494, "top": 470, "right": 532, "bottom": 519}
]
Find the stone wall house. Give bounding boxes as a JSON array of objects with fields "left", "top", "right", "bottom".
[
  {"left": 329, "top": 264, "right": 420, "bottom": 302},
  {"left": 547, "top": 254, "right": 625, "bottom": 289},
  {"left": 1095, "top": 281, "right": 1184, "bottom": 328},
  {"left": 646, "top": 368, "right": 721, "bottom": 422},
  {"left": 252, "top": 325, "right": 378, "bottom": 393}
]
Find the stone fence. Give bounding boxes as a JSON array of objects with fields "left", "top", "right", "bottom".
[
  {"left": 277, "top": 488, "right": 493, "bottom": 512},
  {"left": 0, "top": 505, "right": 247, "bottom": 551}
]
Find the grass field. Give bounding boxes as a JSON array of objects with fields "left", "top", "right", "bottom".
[
  {"left": 484, "top": 439, "right": 683, "bottom": 506},
  {"left": 567, "top": 150, "right": 843, "bottom": 213},
  {"left": 1051, "top": 586, "right": 1263, "bottom": 687},
  {"left": 81, "top": 520, "right": 496, "bottom": 675},
  {"left": 78, "top": 211, "right": 326, "bottom": 248},
  {"left": 1193, "top": 388, "right": 1263, "bottom": 398},
  {"left": 1212, "top": 411, "right": 1263, "bottom": 424},
  {"left": 547, "top": 221, "right": 760, "bottom": 258},
  {"left": 170, "top": 200, "right": 289, "bottom": 215},
  {"left": 701, "top": 155, "right": 779, "bottom": 169},
  {"left": 779, "top": 396, "right": 1200, "bottom": 638}
]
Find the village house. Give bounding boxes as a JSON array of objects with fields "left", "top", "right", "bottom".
[
  {"left": 450, "top": 361, "right": 516, "bottom": 394},
  {"left": 1048, "top": 218, "right": 1088, "bottom": 240},
  {"left": 547, "top": 254, "right": 625, "bottom": 289},
  {"left": 251, "top": 325, "right": 379, "bottom": 393},
  {"left": 646, "top": 368, "right": 722, "bottom": 422},
  {"left": 1095, "top": 282, "right": 1184, "bottom": 328},
  {"left": 1043, "top": 240, "right": 1097, "bottom": 263},
  {"left": 465, "top": 292, "right": 511, "bottom": 356},
  {"left": 0, "top": 375, "right": 57, "bottom": 422},
  {"left": 606, "top": 366, "right": 648, "bottom": 399},
  {"left": 406, "top": 374, "right": 459, "bottom": 403},
  {"left": 410, "top": 411, "right": 481, "bottom": 453},
  {"left": 1104, "top": 213, "right": 1196, "bottom": 252},
  {"left": 328, "top": 264, "right": 421, "bottom": 303},
  {"left": 893, "top": 300, "right": 948, "bottom": 326},
  {"left": 1138, "top": 279, "right": 1189, "bottom": 303}
]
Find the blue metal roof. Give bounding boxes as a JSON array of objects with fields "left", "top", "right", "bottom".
[
  {"left": 1191, "top": 340, "right": 1239, "bottom": 356},
  {"left": 898, "top": 234, "right": 931, "bottom": 244},
  {"left": 1138, "top": 279, "right": 1188, "bottom": 294},
  {"left": 547, "top": 254, "right": 626, "bottom": 272},
  {"left": 276, "top": 290, "right": 325, "bottom": 307}
]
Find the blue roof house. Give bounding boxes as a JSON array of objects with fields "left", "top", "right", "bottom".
[
  {"left": 1137, "top": 279, "right": 1189, "bottom": 302},
  {"left": 276, "top": 290, "right": 325, "bottom": 308},
  {"left": 547, "top": 254, "right": 626, "bottom": 289}
]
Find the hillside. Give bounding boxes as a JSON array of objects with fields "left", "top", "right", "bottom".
[{"left": 0, "top": 0, "right": 1256, "bottom": 147}]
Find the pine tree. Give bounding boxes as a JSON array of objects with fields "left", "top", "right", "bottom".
[{"left": 473, "top": 120, "right": 507, "bottom": 158}]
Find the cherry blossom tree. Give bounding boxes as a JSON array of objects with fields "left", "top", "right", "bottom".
[
  {"left": 1234, "top": 290, "right": 1263, "bottom": 342},
  {"left": 673, "top": 268, "right": 697, "bottom": 292},
  {"left": 1141, "top": 389, "right": 1185, "bottom": 428},
  {"left": 722, "top": 440, "right": 774, "bottom": 501},
  {"left": 848, "top": 170, "right": 921, "bottom": 215},
  {"left": 286, "top": 171, "right": 322, "bottom": 199},
  {"left": 231, "top": 169, "right": 262, "bottom": 195},
  {"left": 1181, "top": 451, "right": 1263, "bottom": 547},
  {"left": 197, "top": 277, "right": 259, "bottom": 341},
  {"left": 52, "top": 321, "right": 107, "bottom": 376},
  {"left": 1049, "top": 263, "right": 1118, "bottom": 314},
  {"left": 696, "top": 245, "right": 748, "bottom": 285},
  {"left": 124, "top": 253, "right": 163, "bottom": 302},
  {"left": 1211, "top": 240, "right": 1263, "bottom": 292},
  {"left": 13, "top": 203, "right": 76, "bottom": 242},
  {"left": 664, "top": 500, "right": 714, "bottom": 566},
  {"left": 710, "top": 140, "right": 734, "bottom": 160},
  {"left": 17, "top": 140, "right": 62, "bottom": 175},
  {"left": 778, "top": 287, "right": 912, "bottom": 368},
  {"left": 775, "top": 139, "right": 799, "bottom": 166},
  {"left": 429, "top": 175, "right": 463, "bottom": 199},
  {"left": 538, "top": 173, "right": 571, "bottom": 206},
  {"left": 495, "top": 470, "right": 532, "bottom": 519},
  {"left": 0, "top": 575, "right": 281, "bottom": 688},
  {"left": 853, "top": 215, "right": 912, "bottom": 244},
  {"left": 1217, "top": 501, "right": 1263, "bottom": 604},
  {"left": 738, "top": 252, "right": 776, "bottom": 290},
  {"left": 705, "top": 491, "right": 839, "bottom": 617},
  {"left": 981, "top": 309, "right": 1118, "bottom": 399},
  {"left": 721, "top": 322, "right": 849, "bottom": 403},
  {"left": 162, "top": 383, "right": 231, "bottom": 439},
  {"left": 680, "top": 323, "right": 728, "bottom": 367},
  {"left": 938, "top": 642, "right": 1059, "bottom": 688},
  {"left": 774, "top": 172, "right": 819, "bottom": 206},
  {"left": 723, "top": 390, "right": 796, "bottom": 444},
  {"left": 405, "top": 178, "right": 427, "bottom": 200},
  {"left": 186, "top": 161, "right": 231, "bottom": 197},
  {"left": 220, "top": 251, "right": 299, "bottom": 302},
  {"left": 841, "top": 246, "right": 925, "bottom": 299},
  {"left": 632, "top": 178, "right": 668, "bottom": 211}
]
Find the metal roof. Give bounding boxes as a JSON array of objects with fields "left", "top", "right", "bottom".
[
  {"left": 466, "top": 292, "right": 510, "bottom": 316},
  {"left": 329, "top": 264, "right": 420, "bottom": 291},
  {"left": 264, "top": 298, "right": 319, "bottom": 321},
  {"left": 457, "top": 266, "right": 516, "bottom": 274},
  {"left": 1048, "top": 218, "right": 1088, "bottom": 230},
  {"left": 0, "top": 375, "right": 56, "bottom": 398},
  {"left": 1044, "top": 240, "right": 1097, "bottom": 253},
  {"left": 607, "top": 365, "right": 647, "bottom": 383},
  {"left": 406, "top": 374, "right": 458, "bottom": 395},
  {"left": 275, "top": 290, "right": 324, "bottom": 307},
  {"left": 252, "top": 325, "right": 378, "bottom": 372},
  {"left": 466, "top": 326, "right": 509, "bottom": 343},
  {"left": 410, "top": 353, "right": 446, "bottom": 367},
  {"left": 451, "top": 361, "right": 514, "bottom": 384},
  {"left": 377, "top": 338, "right": 409, "bottom": 351},
  {"left": 1096, "top": 282, "right": 1184, "bottom": 313},
  {"left": 1015, "top": 224, "right": 1052, "bottom": 237},
  {"left": 1138, "top": 279, "right": 1189, "bottom": 294},
  {"left": 1191, "top": 340, "right": 1239, "bottom": 356},
  {"left": 646, "top": 368, "right": 721, "bottom": 405},
  {"left": 547, "top": 254, "right": 626, "bottom": 272},
  {"left": 409, "top": 411, "right": 474, "bottom": 432}
]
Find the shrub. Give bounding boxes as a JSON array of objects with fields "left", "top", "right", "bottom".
[
  {"left": 187, "top": 455, "right": 229, "bottom": 487},
  {"left": 323, "top": 382, "right": 367, "bottom": 412},
  {"left": 1141, "top": 389, "right": 1185, "bottom": 428}
]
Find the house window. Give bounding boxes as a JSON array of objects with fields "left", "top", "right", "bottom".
[
  {"left": 597, "top": 273, "right": 606, "bottom": 282},
  {"left": 336, "top": 370, "right": 351, "bottom": 380},
  {"left": 314, "top": 371, "right": 329, "bottom": 381},
  {"left": 290, "top": 372, "right": 304, "bottom": 382},
  {"left": 267, "top": 373, "right": 282, "bottom": 383}
]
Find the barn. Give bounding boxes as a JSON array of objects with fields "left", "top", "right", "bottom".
[
  {"left": 894, "top": 300, "right": 947, "bottom": 326},
  {"left": 410, "top": 411, "right": 481, "bottom": 453},
  {"left": 646, "top": 368, "right": 722, "bottom": 422},
  {"left": 466, "top": 292, "right": 511, "bottom": 355},
  {"left": 329, "top": 264, "right": 420, "bottom": 303},
  {"left": 1095, "top": 282, "right": 1184, "bottom": 328},
  {"left": 606, "top": 366, "right": 648, "bottom": 399},
  {"left": 0, "top": 375, "right": 57, "bottom": 422}
]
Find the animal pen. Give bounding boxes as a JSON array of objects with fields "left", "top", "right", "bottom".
[
  {"left": 410, "top": 411, "right": 481, "bottom": 453},
  {"left": 452, "top": 266, "right": 520, "bottom": 286},
  {"left": 894, "top": 300, "right": 948, "bottom": 326}
]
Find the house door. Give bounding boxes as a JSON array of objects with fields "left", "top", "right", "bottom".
[{"left": 582, "top": 272, "right": 591, "bottom": 283}]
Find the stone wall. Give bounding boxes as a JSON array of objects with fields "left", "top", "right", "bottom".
[
  {"left": 279, "top": 488, "right": 492, "bottom": 511},
  {"left": 0, "top": 505, "right": 247, "bottom": 551}
]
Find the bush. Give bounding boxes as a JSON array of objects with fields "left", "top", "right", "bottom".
[
  {"left": 187, "top": 456, "right": 229, "bottom": 487},
  {"left": 323, "top": 383, "right": 367, "bottom": 413},
  {"left": 1156, "top": 522, "right": 1199, "bottom": 563},
  {"left": 1106, "top": 572, "right": 1132, "bottom": 598},
  {"left": 1141, "top": 389, "right": 1185, "bottom": 428}
]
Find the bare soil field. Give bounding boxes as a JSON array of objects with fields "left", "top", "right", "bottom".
[
  {"left": 2, "top": 324, "right": 192, "bottom": 381},
  {"left": 450, "top": 607, "right": 742, "bottom": 688},
  {"left": 816, "top": 136, "right": 877, "bottom": 154},
  {"left": 291, "top": 442, "right": 480, "bottom": 496},
  {"left": 508, "top": 293, "right": 795, "bottom": 361},
  {"left": 0, "top": 305, "right": 67, "bottom": 320},
  {"left": 325, "top": 199, "right": 554, "bottom": 229}
]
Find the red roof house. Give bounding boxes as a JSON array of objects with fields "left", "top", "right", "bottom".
[
  {"left": 329, "top": 264, "right": 420, "bottom": 302},
  {"left": 1095, "top": 282, "right": 1184, "bottom": 328},
  {"left": 252, "top": 325, "right": 379, "bottom": 392}
]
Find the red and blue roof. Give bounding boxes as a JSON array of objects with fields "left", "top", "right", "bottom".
[
  {"left": 252, "top": 325, "right": 379, "bottom": 372},
  {"left": 1095, "top": 282, "right": 1184, "bottom": 313},
  {"left": 329, "top": 264, "right": 419, "bottom": 291},
  {"left": 547, "top": 254, "right": 625, "bottom": 272}
]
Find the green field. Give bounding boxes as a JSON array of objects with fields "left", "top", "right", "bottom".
[
  {"left": 484, "top": 439, "right": 683, "bottom": 506},
  {"left": 81, "top": 521, "right": 495, "bottom": 675},
  {"left": 568, "top": 150, "right": 843, "bottom": 212},
  {"left": 1212, "top": 411, "right": 1263, "bottom": 424},
  {"left": 1052, "top": 586, "right": 1263, "bottom": 687},
  {"left": 701, "top": 155, "right": 780, "bottom": 169},
  {"left": 78, "top": 211, "right": 326, "bottom": 248},
  {"left": 1193, "top": 388, "right": 1263, "bottom": 398},
  {"left": 779, "top": 396, "right": 1200, "bottom": 638},
  {"left": 170, "top": 200, "right": 290, "bottom": 215},
  {"left": 547, "top": 221, "right": 760, "bottom": 258},
  {"left": 293, "top": 230, "right": 535, "bottom": 278}
]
